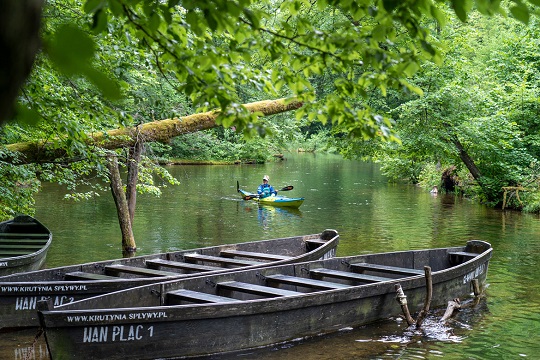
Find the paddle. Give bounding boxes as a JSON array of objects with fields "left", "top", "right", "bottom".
[{"left": 242, "top": 186, "right": 294, "bottom": 200}]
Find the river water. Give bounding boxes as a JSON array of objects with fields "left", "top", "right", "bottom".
[{"left": 1, "top": 153, "right": 539, "bottom": 359}]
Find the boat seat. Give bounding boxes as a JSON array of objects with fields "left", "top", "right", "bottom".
[
  {"left": 305, "top": 239, "right": 327, "bottom": 246},
  {"left": 219, "top": 250, "right": 292, "bottom": 261},
  {"left": 145, "top": 259, "right": 224, "bottom": 272},
  {"left": 0, "top": 249, "right": 35, "bottom": 256},
  {"left": 448, "top": 251, "right": 478, "bottom": 258},
  {"left": 167, "top": 289, "right": 238, "bottom": 304},
  {"left": 309, "top": 268, "right": 392, "bottom": 283},
  {"left": 0, "top": 233, "right": 50, "bottom": 239},
  {"left": 448, "top": 251, "right": 478, "bottom": 264},
  {"left": 64, "top": 272, "right": 118, "bottom": 280},
  {"left": 182, "top": 254, "right": 261, "bottom": 267},
  {"left": 0, "top": 244, "right": 45, "bottom": 250},
  {"left": 0, "top": 238, "right": 49, "bottom": 244},
  {"left": 217, "top": 281, "right": 301, "bottom": 297},
  {"left": 265, "top": 274, "right": 350, "bottom": 290},
  {"left": 105, "top": 264, "right": 178, "bottom": 277},
  {"left": 350, "top": 263, "right": 424, "bottom": 276}
]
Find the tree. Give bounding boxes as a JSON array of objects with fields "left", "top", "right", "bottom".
[{"left": 2, "top": 0, "right": 540, "bottom": 242}]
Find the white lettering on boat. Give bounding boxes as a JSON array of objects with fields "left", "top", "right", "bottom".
[
  {"left": 0, "top": 284, "right": 88, "bottom": 293},
  {"left": 0, "top": 262, "right": 7, "bottom": 267},
  {"left": 82, "top": 325, "right": 155, "bottom": 343},
  {"left": 14, "top": 295, "right": 75, "bottom": 310},
  {"left": 67, "top": 311, "right": 167, "bottom": 323},
  {"left": 463, "top": 264, "right": 486, "bottom": 284}
]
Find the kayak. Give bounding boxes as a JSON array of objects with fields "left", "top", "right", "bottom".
[{"left": 238, "top": 189, "right": 305, "bottom": 208}]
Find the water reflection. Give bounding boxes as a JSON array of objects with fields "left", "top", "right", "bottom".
[{"left": 1, "top": 154, "right": 539, "bottom": 359}]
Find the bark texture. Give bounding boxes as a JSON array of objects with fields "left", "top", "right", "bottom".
[
  {"left": 106, "top": 154, "right": 136, "bottom": 253},
  {"left": 5, "top": 98, "right": 304, "bottom": 163}
]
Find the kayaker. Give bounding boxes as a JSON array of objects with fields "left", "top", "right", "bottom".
[{"left": 257, "top": 175, "right": 277, "bottom": 198}]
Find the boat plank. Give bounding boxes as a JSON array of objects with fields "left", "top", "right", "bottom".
[
  {"left": 219, "top": 250, "right": 291, "bottom": 261},
  {"left": 0, "top": 250, "right": 35, "bottom": 256},
  {"left": 265, "top": 274, "right": 350, "bottom": 290},
  {"left": 183, "top": 254, "right": 261, "bottom": 266},
  {"left": 350, "top": 263, "right": 424, "bottom": 276},
  {"left": 105, "top": 264, "right": 178, "bottom": 277},
  {"left": 309, "top": 268, "right": 392, "bottom": 283},
  {"left": 448, "top": 251, "right": 478, "bottom": 258},
  {"left": 0, "top": 233, "right": 50, "bottom": 239},
  {"left": 217, "top": 281, "right": 301, "bottom": 297},
  {"left": 167, "top": 289, "right": 238, "bottom": 304},
  {"left": 145, "top": 259, "right": 223, "bottom": 272},
  {"left": 64, "top": 272, "right": 118, "bottom": 280},
  {"left": 0, "top": 244, "right": 46, "bottom": 250}
]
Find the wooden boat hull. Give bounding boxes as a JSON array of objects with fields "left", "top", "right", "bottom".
[
  {"left": 0, "top": 215, "right": 52, "bottom": 277},
  {"left": 0, "top": 230, "right": 338, "bottom": 329},
  {"left": 38, "top": 240, "right": 492, "bottom": 360},
  {"left": 239, "top": 189, "right": 305, "bottom": 208}
]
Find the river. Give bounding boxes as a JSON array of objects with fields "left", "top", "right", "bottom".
[{"left": 1, "top": 153, "right": 539, "bottom": 359}]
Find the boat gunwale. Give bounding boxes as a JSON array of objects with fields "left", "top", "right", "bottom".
[{"left": 0, "top": 231, "right": 338, "bottom": 286}]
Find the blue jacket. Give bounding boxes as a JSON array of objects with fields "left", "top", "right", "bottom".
[{"left": 257, "top": 183, "right": 277, "bottom": 198}]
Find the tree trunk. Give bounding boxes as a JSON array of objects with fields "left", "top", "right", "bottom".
[
  {"left": 450, "top": 136, "right": 482, "bottom": 181},
  {"left": 0, "top": 0, "right": 43, "bottom": 125},
  {"left": 126, "top": 139, "right": 143, "bottom": 225},
  {"left": 106, "top": 154, "right": 136, "bottom": 253},
  {"left": 5, "top": 98, "right": 304, "bottom": 163}
]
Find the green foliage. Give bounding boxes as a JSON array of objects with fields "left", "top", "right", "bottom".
[
  {"left": 0, "top": 150, "right": 40, "bottom": 219},
  {"left": 3, "top": 0, "right": 540, "bottom": 218},
  {"left": 418, "top": 163, "right": 442, "bottom": 190}
]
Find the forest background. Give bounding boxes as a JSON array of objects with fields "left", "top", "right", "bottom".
[{"left": 2, "top": 0, "right": 540, "bottom": 250}]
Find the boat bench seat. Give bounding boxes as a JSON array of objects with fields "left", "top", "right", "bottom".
[
  {"left": 448, "top": 251, "right": 478, "bottom": 258},
  {"left": 183, "top": 254, "right": 262, "bottom": 267},
  {"left": 0, "top": 233, "right": 50, "bottom": 239},
  {"left": 0, "top": 249, "right": 34, "bottom": 256},
  {"left": 0, "top": 238, "right": 49, "bottom": 245},
  {"left": 64, "top": 271, "right": 118, "bottom": 280},
  {"left": 167, "top": 289, "right": 238, "bottom": 304},
  {"left": 145, "top": 259, "right": 224, "bottom": 272},
  {"left": 350, "top": 263, "right": 424, "bottom": 276},
  {"left": 305, "top": 239, "right": 327, "bottom": 246},
  {"left": 309, "top": 268, "right": 392, "bottom": 283},
  {"left": 219, "top": 250, "right": 292, "bottom": 262},
  {"left": 265, "top": 274, "right": 350, "bottom": 290},
  {"left": 217, "top": 281, "right": 301, "bottom": 297},
  {"left": 105, "top": 264, "right": 178, "bottom": 277},
  {"left": 0, "top": 244, "right": 45, "bottom": 250}
]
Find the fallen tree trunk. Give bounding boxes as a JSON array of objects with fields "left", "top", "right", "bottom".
[{"left": 5, "top": 97, "right": 303, "bottom": 164}]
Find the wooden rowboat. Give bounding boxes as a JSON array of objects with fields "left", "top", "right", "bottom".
[
  {"left": 0, "top": 229, "right": 338, "bottom": 329},
  {"left": 0, "top": 215, "right": 52, "bottom": 277},
  {"left": 38, "top": 240, "right": 492, "bottom": 360}
]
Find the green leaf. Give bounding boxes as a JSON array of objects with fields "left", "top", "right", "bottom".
[
  {"left": 382, "top": 0, "right": 400, "bottom": 12},
  {"left": 47, "top": 25, "right": 95, "bottom": 75},
  {"left": 510, "top": 4, "right": 530, "bottom": 24},
  {"left": 85, "top": 68, "right": 121, "bottom": 100},
  {"left": 451, "top": 0, "right": 472, "bottom": 22},
  {"left": 83, "top": 0, "right": 104, "bottom": 14}
]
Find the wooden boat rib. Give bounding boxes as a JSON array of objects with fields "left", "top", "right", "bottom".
[
  {"left": 38, "top": 240, "right": 492, "bottom": 360},
  {"left": 0, "top": 229, "right": 339, "bottom": 329},
  {"left": 0, "top": 215, "right": 52, "bottom": 277}
]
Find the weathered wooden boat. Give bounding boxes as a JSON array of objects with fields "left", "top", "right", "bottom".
[
  {"left": 0, "top": 230, "right": 338, "bottom": 329},
  {"left": 38, "top": 240, "right": 492, "bottom": 360},
  {"left": 0, "top": 215, "right": 52, "bottom": 277}
]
